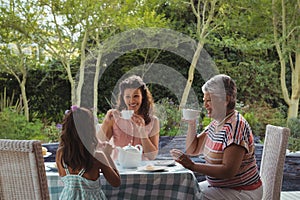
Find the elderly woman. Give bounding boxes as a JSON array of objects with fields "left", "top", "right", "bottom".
[
  {"left": 170, "top": 74, "right": 263, "bottom": 199},
  {"left": 99, "top": 75, "right": 160, "bottom": 160}
]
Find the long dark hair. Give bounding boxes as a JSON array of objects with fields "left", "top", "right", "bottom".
[
  {"left": 116, "top": 75, "right": 154, "bottom": 125},
  {"left": 59, "top": 107, "right": 98, "bottom": 172}
]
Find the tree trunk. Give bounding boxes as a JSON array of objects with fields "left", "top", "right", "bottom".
[
  {"left": 20, "top": 77, "right": 29, "bottom": 121},
  {"left": 180, "top": 42, "right": 203, "bottom": 108},
  {"left": 288, "top": 99, "right": 299, "bottom": 120},
  {"left": 76, "top": 31, "right": 88, "bottom": 106},
  {"left": 65, "top": 62, "right": 76, "bottom": 105},
  {"left": 93, "top": 50, "right": 102, "bottom": 116},
  {"left": 288, "top": 51, "right": 300, "bottom": 120},
  {"left": 296, "top": 51, "right": 300, "bottom": 98},
  {"left": 179, "top": 0, "right": 217, "bottom": 109}
]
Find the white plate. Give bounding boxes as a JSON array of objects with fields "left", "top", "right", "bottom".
[
  {"left": 47, "top": 163, "right": 57, "bottom": 168},
  {"left": 45, "top": 163, "right": 57, "bottom": 171},
  {"left": 45, "top": 166, "right": 51, "bottom": 171},
  {"left": 137, "top": 165, "right": 167, "bottom": 172},
  {"left": 154, "top": 160, "right": 176, "bottom": 167},
  {"left": 43, "top": 152, "right": 52, "bottom": 158}
]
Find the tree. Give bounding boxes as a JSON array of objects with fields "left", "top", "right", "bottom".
[
  {"left": 272, "top": 0, "right": 300, "bottom": 120},
  {"left": 0, "top": 0, "right": 45, "bottom": 121},
  {"left": 14, "top": 0, "right": 171, "bottom": 115},
  {"left": 208, "top": 0, "right": 300, "bottom": 120},
  {"left": 179, "top": 0, "right": 227, "bottom": 108},
  {"left": 91, "top": 0, "right": 171, "bottom": 114},
  {"left": 0, "top": 0, "right": 179, "bottom": 119}
]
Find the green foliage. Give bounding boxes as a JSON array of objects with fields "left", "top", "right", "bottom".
[
  {"left": 0, "top": 0, "right": 296, "bottom": 144},
  {"left": 215, "top": 58, "right": 282, "bottom": 109},
  {"left": 287, "top": 118, "right": 300, "bottom": 138},
  {"left": 0, "top": 88, "right": 23, "bottom": 113},
  {"left": 97, "top": 112, "right": 106, "bottom": 124},
  {"left": 287, "top": 118, "right": 300, "bottom": 152},
  {"left": 288, "top": 137, "right": 300, "bottom": 153},
  {"left": 0, "top": 90, "right": 57, "bottom": 142},
  {"left": 0, "top": 86, "right": 29, "bottom": 127},
  {"left": 42, "top": 122, "right": 61, "bottom": 143},
  {"left": 201, "top": 116, "right": 212, "bottom": 130},
  {"left": 155, "top": 98, "right": 181, "bottom": 136},
  {"left": 239, "top": 102, "right": 286, "bottom": 138},
  {"left": 0, "top": 108, "right": 46, "bottom": 141},
  {"left": 0, "top": 88, "right": 14, "bottom": 111},
  {"left": 243, "top": 112, "right": 261, "bottom": 134},
  {"left": 26, "top": 69, "right": 71, "bottom": 123}
]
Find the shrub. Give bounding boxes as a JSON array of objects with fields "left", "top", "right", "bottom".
[
  {"left": 287, "top": 118, "right": 300, "bottom": 152},
  {"left": 155, "top": 98, "right": 181, "bottom": 136},
  {"left": 201, "top": 116, "right": 212, "bottom": 130},
  {"left": 0, "top": 108, "right": 46, "bottom": 141},
  {"left": 97, "top": 112, "right": 106, "bottom": 124},
  {"left": 42, "top": 122, "right": 61, "bottom": 143},
  {"left": 238, "top": 102, "right": 286, "bottom": 139},
  {"left": 243, "top": 112, "right": 262, "bottom": 136},
  {"left": 0, "top": 88, "right": 46, "bottom": 140}
]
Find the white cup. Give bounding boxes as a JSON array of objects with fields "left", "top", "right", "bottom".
[
  {"left": 121, "top": 110, "right": 134, "bottom": 119},
  {"left": 182, "top": 108, "right": 200, "bottom": 120}
]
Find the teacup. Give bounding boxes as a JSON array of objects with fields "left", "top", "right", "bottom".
[
  {"left": 182, "top": 108, "right": 200, "bottom": 120},
  {"left": 121, "top": 110, "right": 134, "bottom": 119}
]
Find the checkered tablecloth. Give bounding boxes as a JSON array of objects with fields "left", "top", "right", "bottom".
[{"left": 46, "top": 162, "right": 202, "bottom": 200}]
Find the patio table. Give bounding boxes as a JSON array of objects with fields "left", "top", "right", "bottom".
[{"left": 46, "top": 160, "right": 202, "bottom": 200}]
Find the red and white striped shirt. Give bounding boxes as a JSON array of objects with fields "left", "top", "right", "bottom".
[{"left": 202, "top": 111, "right": 262, "bottom": 190}]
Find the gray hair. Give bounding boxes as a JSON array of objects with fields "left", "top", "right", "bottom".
[{"left": 202, "top": 74, "right": 237, "bottom": 110}]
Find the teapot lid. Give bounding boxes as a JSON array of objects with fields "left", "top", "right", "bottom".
[{"left": 123, "top": 143, "right": 139, "bottom": 152}]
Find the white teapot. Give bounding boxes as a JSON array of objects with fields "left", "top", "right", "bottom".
[{"left": 116, "top": 144, "right": 143, "bottom": 168}]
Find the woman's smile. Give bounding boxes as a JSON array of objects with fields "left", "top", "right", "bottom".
[{"left": 124, "top": 88, "right": 142, "bottom": 113}]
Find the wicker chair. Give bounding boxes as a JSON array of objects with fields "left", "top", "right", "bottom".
[
  {"left": 260, "top": 124, "right": 290, "bottom": 200},
  {"left": 0, "top": 139, "right": 50, "bottom": 200}
]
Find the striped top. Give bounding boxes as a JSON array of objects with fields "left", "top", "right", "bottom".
[{"left": 202, "top": 111, "right": 261, "bottom": 190}]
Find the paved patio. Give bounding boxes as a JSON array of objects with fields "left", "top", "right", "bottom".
[{"left": 281, "top": 191, "right": 300, "bottom": 200}]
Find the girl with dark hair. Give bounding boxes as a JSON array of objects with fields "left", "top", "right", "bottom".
[
  {"left": 100, "top": 75, "right": 160, "bottom": 160},
  {"left": 56, "top": 106, "right": 120, "bottom": 200}
]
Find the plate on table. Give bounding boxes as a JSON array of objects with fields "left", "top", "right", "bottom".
[
  {"left": 154, "top": 160, "right": 176, "bottom": 167},
  {"left": 43, "top": 152, "right": 52, "bottom": 158},
  {"left": 137, "top": 165, "right": 167, "bottom": 172},
  {"left": 45, "top": 162, "right": 58, "bottom": 172}
]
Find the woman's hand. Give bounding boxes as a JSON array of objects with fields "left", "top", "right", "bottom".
[
  {"left": 112, "top": 109, "right": 121, "bottom": 119},
  {"left": 131, "top": 114, "right": 147, "bottom": 138},
  {"left": 105, "top": 109, "right": 121, "bottom": 121},
  {"left": 100, "top": 109, "right": 119, "bottom": 142},
  {"left": 97, "top": 141, "right": 114, "bottom": 156},
  {"left": 131, "top": 114, "right": 145, "bottom": 127},
  {"left": 170, "top": 149, "right": 195, "bottom": 170}
]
